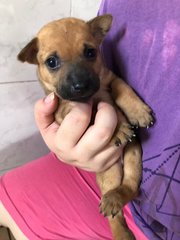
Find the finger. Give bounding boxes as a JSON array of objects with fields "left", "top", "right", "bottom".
[
  {"left": 92, "top": 145, "right": 123, "bottom": 172},
  {"left": 34, "top": 92, "right": 59, "bottom": 136},
  {"left": 76, "top": 145, "right": 122, "bottom": 172},
  {"left": 76, "top": 102, "right": 118, "bottom": 154},
  {"left": 56, "top": 101, "right": 92, "bottom": 150}
]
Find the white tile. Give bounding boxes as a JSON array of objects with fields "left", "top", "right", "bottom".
[
  {"left": 71, "top": 0, "right": 101, "bottom": 20},
  {"left": 0, "top": 0, "right": 71, "bottom": 83},
  {"left": 0, "top": 82, "right": 49, "bottom": 174},
  {"left": 0, "top": 132, "right": 49, "bottom": 175},
  {"left": 0, "top": 81, "right": 44, "bottom": 148}
]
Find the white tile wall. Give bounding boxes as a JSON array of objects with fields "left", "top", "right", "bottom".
[
  {"left": 0, "top": 0, "right": 101, "bottom": 175},
  {"left": 71, "top": 0, "right": 101, "bottom": 20}
]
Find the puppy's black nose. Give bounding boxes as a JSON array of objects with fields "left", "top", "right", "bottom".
[
  {"left": 73, "top": 82, "right": 87, "bottom": 92},
  {"left": 59, "top": 63, "right": 100, "bottom": 101}
]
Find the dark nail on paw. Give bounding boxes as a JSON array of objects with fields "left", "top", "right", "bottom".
[{"left": 115, "top": 139, "right": 121, "bottom": 147}]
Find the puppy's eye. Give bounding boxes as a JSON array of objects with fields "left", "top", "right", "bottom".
[
  {"left": 84, "top": 46, "right": 97, "bottom": 60},
  {"left": 45, "top": 55, "right": 60, "bottom": 70}
]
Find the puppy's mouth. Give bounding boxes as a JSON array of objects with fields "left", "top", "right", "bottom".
[
  {"left": 66, "top": 90, "right": 95, "bottom": 102},
  {"left": 57, "top": 66, "right": 100, "bottom": 102},
  {"left": 58, "top": 83, "right": 99, "bottom": 102}
]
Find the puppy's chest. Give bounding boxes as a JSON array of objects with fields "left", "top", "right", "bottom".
[
  {"left": 88, "top": 87, "right": 115, "bottom": 125},
  {"left": 94, "top": 67, "right": 116, "bottom": 106},
  {"left": 55, "top": 87, "right": 115, "bottom": 125},
  {"left": 93, "top": 85, "right": 114, "bottom": 106}
]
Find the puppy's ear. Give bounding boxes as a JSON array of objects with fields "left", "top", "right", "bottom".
[
  {"left": 87, "top": 14, "right": 112, "bottom": 44},
  {"left": 17, "top": 38, "right": 38, "bottom": 64}
]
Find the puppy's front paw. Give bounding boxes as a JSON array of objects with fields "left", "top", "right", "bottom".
[
  {"left": 99, "top": 189, "right": 123, "bottom": 218},
  {"left": 112, "top": 122, "right": 135, "bottom": 146},
  {"left": 126, "top": 103, "right": 154, "bottom": 128}
]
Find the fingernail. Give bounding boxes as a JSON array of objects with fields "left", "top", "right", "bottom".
[{"left": 44, "top": 92, "right": 55, "bottom": 104}]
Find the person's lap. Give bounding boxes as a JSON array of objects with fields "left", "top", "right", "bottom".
[
  {"left": 0, "top": 153, "right": 147, "bottom": 239},
  {"left": 0, "top": 153, "right": 112, "bottom": 239}
]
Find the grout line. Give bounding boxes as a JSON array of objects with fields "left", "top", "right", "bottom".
[
  {"left": 70, "top": 0, "right": 72, "bottom": 16},
  {"left": 0, "top": 80, "right": 38, "bottom": 85}
]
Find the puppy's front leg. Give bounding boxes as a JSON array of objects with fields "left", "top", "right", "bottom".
[{"left": 111, "top": 76, "right": 153, "bottom": 127}]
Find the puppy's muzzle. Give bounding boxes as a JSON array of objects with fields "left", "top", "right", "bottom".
[{"left": 59, "top": 64, "right": 100, "bottom": 102}]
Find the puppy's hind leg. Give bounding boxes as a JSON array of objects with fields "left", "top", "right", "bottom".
[
  {"left": 100, "top": 140, "right": 142, "bottom": 218},
  {"left": 108, "top": 213, "right": 135, "bottom": 240},
  {"left": 100, "top": 141, "right": 142, "bottom": 239},
  {"left": 120, "top": 140, "right": 142, "bottom": 203}
]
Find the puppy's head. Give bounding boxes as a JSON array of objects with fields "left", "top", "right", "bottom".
[{"left": 17, "top": 15, "right": 112, "bottom": 102}]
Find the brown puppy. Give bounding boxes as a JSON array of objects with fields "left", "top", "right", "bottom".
[{"left": 17, "top": 15, "right": 153, "bottom": 240}]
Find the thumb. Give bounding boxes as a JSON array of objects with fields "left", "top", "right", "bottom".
[{"left": 34, "top": 92, "right": 59, "bottom": 136}]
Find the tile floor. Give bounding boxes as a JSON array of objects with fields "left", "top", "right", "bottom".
[{"left": 0, "top": 227, "right": 15, "bottom": 240}]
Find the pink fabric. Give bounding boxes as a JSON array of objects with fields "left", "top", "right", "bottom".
[{"left": 0, "top": 153, "right": 147, "bottom": 239}]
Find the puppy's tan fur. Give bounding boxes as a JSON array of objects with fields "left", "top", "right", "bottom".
[{"left": 18, "top": 15, "right": 153, "bottom": 240}]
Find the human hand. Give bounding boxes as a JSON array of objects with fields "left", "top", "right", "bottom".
[{"left": 34, "top": 93, "right": 122, "bottom": 172}]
